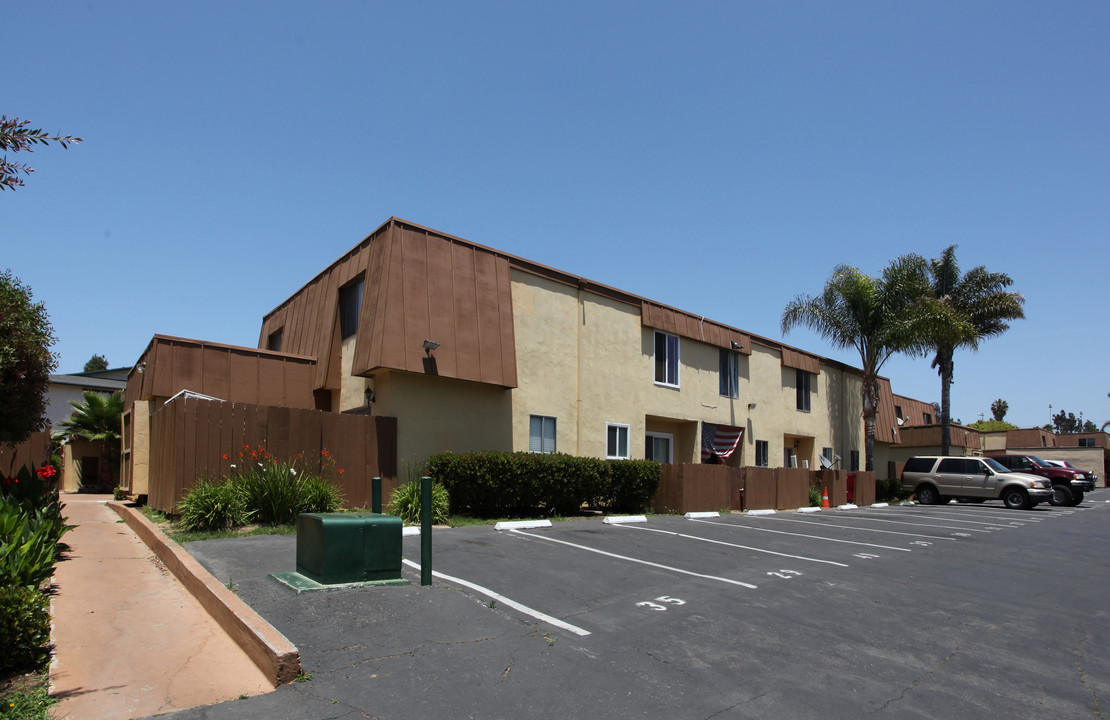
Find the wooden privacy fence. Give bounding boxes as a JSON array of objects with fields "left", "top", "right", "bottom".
[
  {"left": 148, "top": 395, "right": 397, "bottom": 514},
  {"left": 652, "top": 464, "right": 875, "bottom": 514},
  {"left": 0, "top": 431, "right": 52, "bottom": 476}
]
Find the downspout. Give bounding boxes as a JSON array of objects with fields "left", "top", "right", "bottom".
[{"left": 576, "top": 283, "right": 583, "bottom": 456}]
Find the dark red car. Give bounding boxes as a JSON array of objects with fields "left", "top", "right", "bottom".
[{"left": 988, "top": 454, "right": 1095, "bottom": 506}]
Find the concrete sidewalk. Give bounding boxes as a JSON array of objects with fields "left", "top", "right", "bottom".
[{"left": 49, "top": 494, "right": 274, "bottom": 719}]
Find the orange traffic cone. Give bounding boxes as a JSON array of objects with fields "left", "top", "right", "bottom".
[{"left": 821, "top": 487, "right": 830, "bottom": 509}]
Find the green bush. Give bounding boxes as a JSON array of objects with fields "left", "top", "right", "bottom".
[
  {"left": 297, "top": 475, "right": 344, "bottom": 515},
  {"left": 388, "top": 480, "right": 450, "bottom": 525},
  {"left": 875, "top": 478, "right": 904, "bottom": 502},
  {"left": 177, "top": 478, "right": 250, "bottom": 531},
  {"left": 0, "top": 497, "right": 70, "bottom": 587},
  {"left": 0, "top": 586, "right": 51, "bottom": 672},
  {"left": 427, "top": 451, "right": 661, "bottom": 518}
]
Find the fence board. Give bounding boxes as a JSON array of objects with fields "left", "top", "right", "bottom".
[{"left": 0, "top": 432, "right": 52, "bottom": 476}]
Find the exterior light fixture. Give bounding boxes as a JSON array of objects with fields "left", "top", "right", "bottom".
[
  {"left": 730, "top": 340, "right": 743, "bottom": 350},
  {"left": 137, "top": 362, "right": 146, "bottom": 374},
  {"left": 364, "top": 387, "right": 375, "bottom": 406},
  {"left": 423, "top": 339, "right": 440, "bottom": 356},
  {"left": 747, "top": 402, "right": 757, "bottom": 410}
]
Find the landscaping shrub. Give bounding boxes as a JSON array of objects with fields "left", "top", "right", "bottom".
[
  {"left": 0, "top": 464, "right": 71, "bottom": 587},
  {"left": 178, "top": 447, "right": 345, "bottom": 530},
  {"left": 427, "top": 451, "right": 660, "bottom": 518},
  {"left": 875, "top": 478, "right": 903, "bottom": 502},
  {"left": 388, "top": 480, "right": 450, "bottom": 525},
  {"left": 0, "top": 585, "right": 51, "bottom": 672},
  {"left": 176, "top": 477, "right": 250, "bottom": 531}
]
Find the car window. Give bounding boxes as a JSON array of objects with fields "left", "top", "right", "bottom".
[
  {"left": 904, "top": 457, "right": 934, "bottom": 473},
  {"left": 964, "top": 459, "right": 987, "bottom": 474},
  {"left": 937, "top": 459, "right": 963, "bottom": 473},
  {"left": 983, "top": 457, "right": 1008, "bottom": 473}
]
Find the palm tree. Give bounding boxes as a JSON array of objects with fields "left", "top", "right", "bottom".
[
  {"left": 55, "top": 390, "right": 124, "bottom": 490},
  {"left": 922, "top": 246, "right": 1025, "bottom": 454},
  {"left": 781, "top": 257, "right": 936, "bottom": 472}
]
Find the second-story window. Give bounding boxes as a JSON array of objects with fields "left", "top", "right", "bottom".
[
  {"left": 339, "top": 277, "right": 364, "bottom": 339},
  {"left": 719, "top": 348, "right": 738, "bottom": 398},
  {"left": 267, "top": 329, "right": 283, "bottom": 352},
  {"left": 654, "top": 331, "right": 680, "bottom": 387},
  {"left": 796, "top": 369, "right": 812, "bottom": 412}
]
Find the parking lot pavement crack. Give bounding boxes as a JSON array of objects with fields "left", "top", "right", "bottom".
[
  {"left": 288, "top": 685, "right": 380, "bottom": 719},
  {"left": 1073, "top": 624, "right": 1105, "bottom": 719},
  {"left": 867, "top": 641, "right": 961, "bottom": 714}
]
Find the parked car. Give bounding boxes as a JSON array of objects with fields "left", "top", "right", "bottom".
[
  {"left": 900, "top": 455, "right": 1053, "bottom": 510},
  {"left": 987, "top": 454, "right": 1095, "bottom": 506}
]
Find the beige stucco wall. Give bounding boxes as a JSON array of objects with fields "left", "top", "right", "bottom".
[
  {"left": 508, "top": 270, "right": 864, "bottom": 467},
  {"left": 372, "top": 369, "right": 513, "bottom": 468},
  {"left": 129, "top": 400, "right": 151, "bottom": 496}
]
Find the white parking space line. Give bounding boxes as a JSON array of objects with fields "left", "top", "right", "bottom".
[
  {"left": 401, "top": 559, "right": 592, "bottom": 637},
  {"left": 818, "top": 515, "right": 993, "bottom": 533},
  {"left": 615, "top": 523, "right": 849, "bottom": 567},
  {"left": 689, "top": 518, "right": 912, "bottom": 552},
  {"left": 753, "top": 515, "right": 956, "bottom": 541},
  {"left": 896, "top": 507, "right": 1046, "bottom": 522},
  {"left": 860, "top": 511, "right": 1013, "bottom": 528},
  {"left": 509, "top": 529, "right": 758, "bottom": 589}
]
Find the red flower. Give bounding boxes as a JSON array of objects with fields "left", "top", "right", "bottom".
[
  {"left": 321, "top": 450, "right": 329, "bottom": 456},
  {"left": 338, "top": 468, "right": 345, "bottom": 474},
  {"left": 222, "top": 454, "right": 229, "bottom": 460},
  {"left": 37, "top": 465, "right": 56, "bottom": 479}
]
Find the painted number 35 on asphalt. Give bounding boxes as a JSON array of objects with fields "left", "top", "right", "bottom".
[{"left": 636, "top": 596, "right": 686, "bottom": 612}]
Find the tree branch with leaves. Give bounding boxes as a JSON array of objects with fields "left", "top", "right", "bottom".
[{"left": 1, "top": 115, "right": 82, "bottom": 190}]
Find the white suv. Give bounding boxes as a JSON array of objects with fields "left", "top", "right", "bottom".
[{"left": 900, "top": 456, "right": 1053, "bottom": 510}]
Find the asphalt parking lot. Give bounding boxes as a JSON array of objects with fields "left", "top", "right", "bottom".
[{"left": 165, "top": 492, "right": 1110, "bottom": 720}]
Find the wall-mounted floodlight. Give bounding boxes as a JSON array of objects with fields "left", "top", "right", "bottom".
[
  {"left": 747, "top": 402, "right": 757, "bottom": 410},
  {"left": 730, "top": 340, "right": 743, "bottom": 350},
  {"left": 364, "top": 387, "right": 375, "bottom": 406},
  {"left": 423, "top": 339, "right": 440, "bottom": 356}
]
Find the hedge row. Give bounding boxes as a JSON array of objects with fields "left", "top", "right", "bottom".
[{"left": 426, "top": 451, "right": 660, "bottom": 518}]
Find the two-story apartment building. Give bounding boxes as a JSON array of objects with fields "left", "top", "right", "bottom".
[{"left": 251, "top": 217, "right": 865, "bottom": 473}]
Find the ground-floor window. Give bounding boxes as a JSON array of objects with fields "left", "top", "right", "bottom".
[
  {"left": 645, "top": 432, "right": 673, "bottom": 463},
  {"left": 529, "top": 415, "right": 557, "bottom": 453},
  {"left": 850, "top": 450, "right": 860, "bottom": 471},
  {"left": 755, "top": 440, "right": 769, "bottom": 467},
  {"left": 606, "top": 423, "right": 630, "bottom": 459}
]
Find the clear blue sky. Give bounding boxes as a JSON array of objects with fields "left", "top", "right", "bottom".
[{"left": 5, "top": 1, "right": 1108, "bottom": 430}]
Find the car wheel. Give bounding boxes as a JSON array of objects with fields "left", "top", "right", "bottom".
[
  {"left": 1050, "top": 485, "right": 1073, "bottom": 506},
  {"left": 1002, "top": 488, "right": 1030, "bottom": 510},
  {"left": 916, "top": 485, "right": 940, "bottom": 505},
  {"left": 1069, "top": 491, "right": 1084, "bottom": 506}
]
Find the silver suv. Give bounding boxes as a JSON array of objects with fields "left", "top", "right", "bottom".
[{"left": 900, "top": 456, "right": 1053, "bottom": 510}]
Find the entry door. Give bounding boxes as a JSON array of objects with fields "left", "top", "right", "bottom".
[{"left": 646, "top": 432, "right": 673, "bottom": 463}]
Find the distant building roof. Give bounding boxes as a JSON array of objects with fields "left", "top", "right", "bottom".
[{"left": 49, "top": 367, "right": 130, "bottom": 392}]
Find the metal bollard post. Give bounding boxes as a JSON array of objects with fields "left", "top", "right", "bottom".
[
  {"left": 420, "top": 475, "right": 432, "bottom": 586},
  {"left": 372, "top": 476, "right": 382, "bottom": 514}
]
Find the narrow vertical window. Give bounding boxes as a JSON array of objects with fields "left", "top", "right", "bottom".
[
  {"left": 795, "top": 369, "right": 812, "bottom": 411},
  {"left": 529, "top": 415, "right": 556, "bottom": 453},
  {"left": 654, "top": 331, "right": 680, "bottom": 387},
  {"left": 267, "top": 329, "right": 283, "bottom": 352},
  {"left": 755, "top": 440, "right": 769, "bottom": 467},
  {"left": 339, "top": 277, "right": 364, "bottom": 339},
  {"left": 606, "top": 424, "right": 630, "bottom": 459},
  {"left": 719, "top": 348, "right": 738, "bottom": 398},
  {"left": 850, "top": 450, "right": 860, "bottom": 472}
]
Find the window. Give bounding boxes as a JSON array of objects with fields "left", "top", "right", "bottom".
[
  {"left": 529, "top": 415, "right": 556, "bottom": 453},
  {"left": 850, "top": 450, "right": 860, "bottom": 472},
  {"left": 796, "top": 369, "right": 812, "bottom": 412},
  {"left": 822, "top": 447, "right": 834, "bottom": 464},
  {"left": 784, "top": 447, "right": 796, "bottom": 468},
  {"left": 606, "top": 424, "right": 630, "bottom": 459},
  {"left": 755, "top": 440, "right": 769, "bottom": 467},
  {"left": 894, "top": 405, "right": 903, "bottom": 420},
  {"left": 719, "top": 349, "right": 738, "bottom": 398},
  {"left": 645, "top": 432, "right": 673, "bottom": 463},
  {"left": 654, "top": 331, "right": 680, "bottom": 387},
  {"left": 1080, "top": 438, "right": 1095, "bottom": 447},
  {"left": 267, "top": 329, "right": 283, "bottom": 352},
  {"left": 339, "top": 277, "right": 365, "bottom": 339},
  {"left": 923, "top": 412, "right": 932, "bottom": 424}
]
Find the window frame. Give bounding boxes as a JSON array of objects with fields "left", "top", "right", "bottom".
[
  {"left": 339, "top": 277, "right": 365, "bottom": 339},
  {"left": 606, "top": 423, "right": 631, "bottom": 460},
  {"left": 755, "top": 440, "right": 769, "bottom": 467},
  {"left": 719, "top": 348, "right": 739, "bottom": 398},
  {"left": 267, "top": 329, "right": 283, "bottom": 352},
  {"left": 529, "top": 415, "right": 557, "bottom": 454},
  {"left": 653, "top": 330, "right": 680, "bottom": 388},
  {"left": 645, "top": 431, "right": 674, "bottom": 463},
  {"left": 795, "top": 369, "right": 812, "bottom": 412}
]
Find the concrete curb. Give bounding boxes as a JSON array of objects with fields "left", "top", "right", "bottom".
[{"left": 107, "top": 501, "right": 301, "bottom": 686}]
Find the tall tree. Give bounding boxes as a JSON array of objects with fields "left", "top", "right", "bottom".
[
  {"left": 922, "top": 246, "right": 1025, "bottom": 455},
  {"left": 1, "top": 116, "right": 81, "bottom": 190},
  {"left": 83, "top": 354, "right": 109, "bottom": 372},
  {"left": 0, "top": 270, "right": 58, "bottom": 445},
  {"left": 990, "top": 398, "right": 1008, "bottom": 422},
  {"left": 55, "top": 390, "right": 124, "bottom": 490},
  {"left": 781, "top": 257, "right": 937, "bottom": 472}
]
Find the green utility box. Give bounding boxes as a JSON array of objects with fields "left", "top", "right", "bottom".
[{"left": 296, "top": 512, "right": 403, "bottom": 584}]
